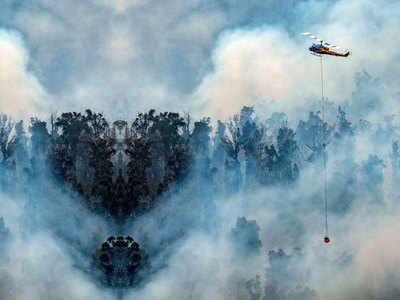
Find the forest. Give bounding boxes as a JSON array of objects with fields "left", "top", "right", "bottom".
[{"left": 0, "top": 87, "right": 397, "bottom": 298}]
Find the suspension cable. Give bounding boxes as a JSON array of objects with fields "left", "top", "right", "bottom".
[{"left": 320, "top": 55, "right": 329, "bottom": 238}]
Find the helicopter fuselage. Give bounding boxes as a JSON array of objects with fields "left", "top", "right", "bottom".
[{"left": 309, "top": 44, "right": 350, "bottom": 57}]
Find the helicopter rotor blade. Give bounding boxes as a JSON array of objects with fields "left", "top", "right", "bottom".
[
  {"left": 310, "top": 35, "right": 318, "bottom": 39},
  {"left": 301, "top": 32, "right": 323, "bottom": 43},
  {"left": 301, "top": 32, "right": 317, "bottom": 39}
]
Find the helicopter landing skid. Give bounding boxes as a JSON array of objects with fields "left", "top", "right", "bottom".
[{"left": 310, "top": 52, "right": 322, "bottom": 57}]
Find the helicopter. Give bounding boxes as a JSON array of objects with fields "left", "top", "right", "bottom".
[
  {"left": 301, "top": 32, "right": 352, "bottom": 244},
  {"left": 302, "top": 32, "right": 350, "bottom": 57}
]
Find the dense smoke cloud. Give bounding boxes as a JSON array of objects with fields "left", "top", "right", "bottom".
[
  {"left": 0, "top": 0, "right": 399, "bottom": 299},
  {"left": 0, "top": 0, "right": 304, "bottom": 119},
  {"left": 0, "top": 30, "right": 48, "bottom": 120},
  {"left": 2, "top": 0, "right": 397, "bottom": 121},
  {"left": 195, "top": 0, "right": 400, "bottom": 121},
  {"left": 193, "top": 28, "right": 317, "bottom": 119},
  {"left": 0, "top": 189, "right": 116, "bottom": 300}
]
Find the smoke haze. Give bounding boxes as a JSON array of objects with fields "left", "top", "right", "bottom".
[{"left": 0, "top": 0, "right": 400, "bottom": 299}]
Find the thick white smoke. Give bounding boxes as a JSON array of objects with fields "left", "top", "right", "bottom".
[
  {"left": 0, "top": 30, "right": 49, "bottom": 121},
  {"left": 193, "top": 0, "right": 400, "bottom": 121}
]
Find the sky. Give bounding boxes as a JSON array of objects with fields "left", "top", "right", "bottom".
[{"left": 0, "top": 0, "right": 398, "bottom": 122}]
